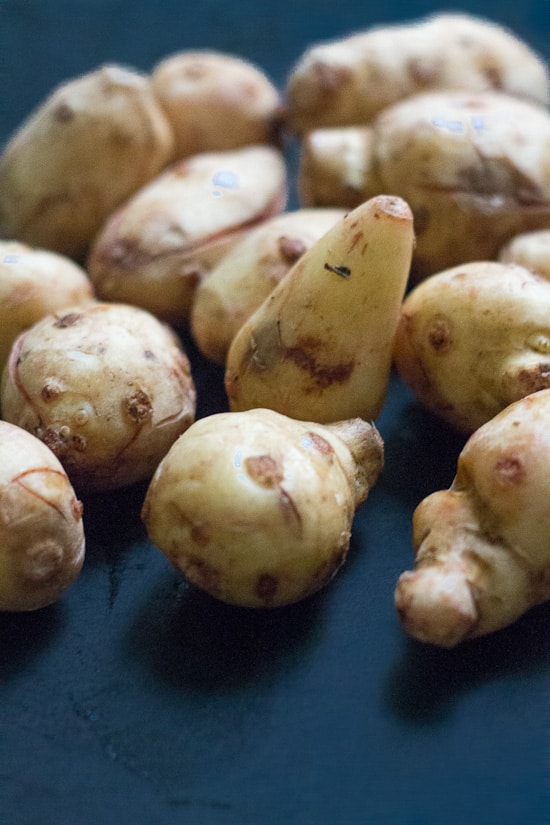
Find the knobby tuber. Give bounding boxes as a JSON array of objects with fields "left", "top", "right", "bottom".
[
  {"left": 393, "top": 260, "right": 550, "bottom": 432},
  {"left": 285, "top": 12, "right": 549, "bottom": 132},
  {"left": 142, "top": 408, "right": 383, "bottom": 607},
  {"left": 1, "top": 303, "right": 196, "bottom": 492},
  {"left": 395, "top": 389, "right": 550, "bottom": 647}
]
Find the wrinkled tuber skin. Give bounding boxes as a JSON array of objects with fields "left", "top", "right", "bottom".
[
  {"left": 285, "top": 12, "right": 549, "bottom": 133},
  {"left": 298, "top": 91, "right": 550, "bottom": 280},
  {"left": 225, "top": 195, "right": 414, "bottom": 423},
  {"left": 0, "top": 303, "right": 196, "bottom": 492},
  {"left": 0, "top": 65, "right": 175, "bottom": 261},
  {"left": 142, "top": 408, "right": 384, "bottom": 607},
  {"left": 191, "top": 208, "right": 346, "bottom": 364},
  {"left": 0, "top": 421, "right": 85, "bottom": 611},
  {"left": 0, "top": 240, "right": 95, "bottom": 376},
  {"left": 87, "top": 145, "right": 288, "bottom": 325},
  {"left": 395, "top": 389, "right": 550, "bottom": 647},
  {"left": 152, "top": 50, "right": 283, "bottom": 158},
  {"left": 499, "top": 229, "right": 550, "bottom": 281},
  {"left": 393, "top": 261, "right": 550, "bottom": 433}
]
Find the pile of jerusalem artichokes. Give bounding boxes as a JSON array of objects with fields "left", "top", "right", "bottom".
[{"left": 1, "top": 11, "right": 550, "bottom": 649}]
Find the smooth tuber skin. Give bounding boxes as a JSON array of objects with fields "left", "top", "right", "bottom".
[
  {"left": 87, "top": 145, "right": 288, "bottom": 325},
  {"left": 0, "top": 421, "right": 85, "bottom": 611},
  {"left": 0, "top": 303, "right": 196, "bottom": 492},
  {"left": 395, "top": 390, "right": 550, "bottom": 647},
  {"left": 499, "top": 229, "right": 550, "bottom": 281},
  {"left": 142, "top": 408, "right": 384, "bottom": 607},
  {"left": 0, "top": 64, "right": 175, "bottom": 260},
  {"left": 225, "top": 195, "right": 414, "bottom": 423},
  {"left": 298, "top": 90, "right": 550, "bottom": 280},
  {"left": 393, "top": 261, "right": 550, "bottom": 433},
  {"left": 152, "top": 50, "right": 283, "bottom": 158},
  {"left": 285, "top": 12, "right": 549, "bottom": 133},
  {"left": 0, "top": 240, "right": 95, "bottom": 376},
  {"left": 190, "top": 208, "right": 346, "bottom": 364}
]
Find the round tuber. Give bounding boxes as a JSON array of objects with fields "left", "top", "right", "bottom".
[
  {"left": 142, "top": 408, "right": 384, "bottom": 607},
  {"left": 0, "top": 303, "right": 196, "bottom": 492},
  {"left": 0, "top": 421, "right": 85, "bottom": 611}
]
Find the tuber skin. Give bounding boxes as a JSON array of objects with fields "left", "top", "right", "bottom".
[
  {"left": 298, "top": 91, "right": 550, "bottom": 280},
  {"left": 152, "top": 50, "right": 283, "bottom": 158},
  {"left": 142, "top": 408, "right": 384, "bottom": 607},
  {"left": 0, "top": 303, "right": 196, "bottom": 492},
  {"left": 0, "top": 240, "right": 95, "bottom": 376},
  {"left": 87, "top": 145, "right": 288, "bottom": 325},
  {"left": 0, "top": 64, "right": 175, "bottom": 261},
  {"left": 190, "top": 208, "right": 346, "bottom": 364},
  {"left": 395, "top": 389, "right": 550, "bottom": 647},
  {"left": 498, "top": 229, "right": 550, "bottom": 281},
  {"left": 393, "top": 261, "right": 550, "bottom": 433},
  {"left": 0, "top": 421, "right": 85, "bottom": 611},
  {"left": 285, "top": 12, "right": 549, "bottom": 133},
  {"left": 224, "top": 195, "right": 414, "bottom": 423}
]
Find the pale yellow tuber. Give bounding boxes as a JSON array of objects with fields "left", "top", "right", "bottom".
[
  {"left": 0, "top": 64, "right": 175, "bottom": 260},
  {"left": 285, "top": 12, "right": 549, "bottom": 132},
  {"left": 87, "top": 145, "right": 288, "bottom": 325},
  {"left": 298, "top": 91, "right": 550, "bottom": 280},
  {"left": 393, "top": 261, "right": 550, "bottom": 433},
  {"left": 0, "top": 421, "right": 85, "bottom": 611},
  {"left": 498, "top": 229, "right": 550, "bottom": 281},
  {"left": 190, "top": 208, "right": 345, "bottom": 364},
  {"left": 0, "top": 240, "right": 95, "bottom": 376},
  {"left": 225, "top": 195, "right": 414, "bottom": 423},
  {"left": 152, "top": 50, "right": 282, "bottom": 158},
  {"left": 395, "top": 389, "right": 550, "bottom": 647},
  {"left": 1, "top": 303, "right": 196, "bottom": 492},
  {"left": 142, "top": 408, "right": 383, "bottom": 607}
]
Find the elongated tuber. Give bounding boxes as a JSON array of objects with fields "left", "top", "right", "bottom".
[
  {"left": 298, "top": 91, "right": 550, "bottom": 280},
  {"left": 190, "top": 207, "right": 345, "bottom": 364},
  {"left": 142, "top": 408, "right": 383, "bottom": 607},
  {"left": 87, "top": 145, "right": 288, "bottom": 325},
  {"left": 395, "top": 389, "right": 550, "bottom": 647},
  {"left": 224, "top": 195, "right": 414, "bottom": 423},
  {"left": 285, "top": 12, "right": 549, "bottom": 132},
  {"left": 0, "top": 64, "right": 175, "bottom": 260}
]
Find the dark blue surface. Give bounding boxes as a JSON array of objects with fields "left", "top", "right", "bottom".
[{"left": 1, "top": 3, "right": 549, "bottom": 824}]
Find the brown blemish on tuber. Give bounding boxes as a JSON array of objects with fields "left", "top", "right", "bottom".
[
  {"left": 125, "top": 389, "right": 153, "bottom": 423},
  {"left": 278, "top": 235, "right": 307, "bottom": 263},
  {"left": 244, "top": 454, "right": 284, "bottom": 487},
  {"left": 494, "top": 454, "right": 525, "bottom": 485},
  {"left": 427, "top": 316, "right": 453, "bottom": 351},
  {"left": 54, "top": 312, "right": 84, "bottom": 328},
  {"left": 256, "top": 572, "right": 279, "bottom": 601},
  {"left": 285, "top": 340, "right": 355, "bottom": 389},
  {"left": 307, "top": 431, "right": 334, "bottom": 457}
]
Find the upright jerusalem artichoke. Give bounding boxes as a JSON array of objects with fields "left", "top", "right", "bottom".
[
  {"left": 224, "top": 195, "right": 414, "bottom": 423},
  {"left": 395, "top": 389, "right": 550, "bottom": 647}
]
